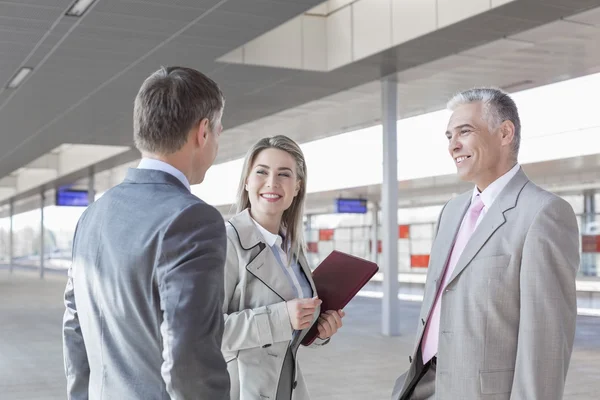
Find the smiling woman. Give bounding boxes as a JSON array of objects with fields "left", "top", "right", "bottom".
[
  {"left": 245, "top": 149, "right": 301, "bottom": 234},
  {"left": 235, "top": 136, "right": 308, "bottom": 258},
  {"left": 221, "top": 135, "right": 346, "bottom": 400}
]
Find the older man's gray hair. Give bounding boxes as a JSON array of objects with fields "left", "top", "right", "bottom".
[
  {"left": 133, "top": 66, "right": 224, "bottom": 155},
  {"left": 447, "top": 88, "right": 521, "bottom": 158}
]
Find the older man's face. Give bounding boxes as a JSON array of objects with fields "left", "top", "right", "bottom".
[{"left": 445, "top": 102, "right": 504, "bottom": 190}]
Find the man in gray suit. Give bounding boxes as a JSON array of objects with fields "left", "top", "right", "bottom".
[
  {"left": 392, "top": 88, "right": 580, "bottom": 400},
  {"left": 62, "top": 66, "right": 230, "bottom": 399}
]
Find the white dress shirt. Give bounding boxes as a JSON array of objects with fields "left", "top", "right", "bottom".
[{"left": 471, "top": 163, "right": 521, "bottom": 229}]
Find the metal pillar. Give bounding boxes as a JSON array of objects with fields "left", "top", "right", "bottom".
[
  {"left": 9, "top": 199, "right": 14, "bottom": 273},
  {"left": 583, "top": 190, "right": 596, "bottom": 276},
  {"left": 381, "top": 76, "right": 400, "bottom": 336},
  {"left": 40, "top": 192, "right": 45, "bottom": 279},
  {"left": 371, "top": 201, "right": 379, "bottom": 264},
  {"left": 88, "top": 166, "right": 96, "bottom": 204}
]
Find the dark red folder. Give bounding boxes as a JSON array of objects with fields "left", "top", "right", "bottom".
[{"left": 302, "top": 250, "right": 379, "bottom": 346}]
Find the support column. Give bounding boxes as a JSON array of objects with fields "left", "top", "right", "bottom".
[
  {"left": 583, "top": 190, "right": 596, "bottom": 276},
  {"left": 88, "top": 166, "right": 96, "bottom": 204},
  {"left": 381, "top": 76, "right": 400, "bottom": 336},
  {"left": 9, "top": 199, "right": 14, "bottom": 273},
  {"left": 371, "top": 201, "right": 379, "bottom": 264},
  {"left": 40, "top": 192, "right": 45, "bottom": 279}
]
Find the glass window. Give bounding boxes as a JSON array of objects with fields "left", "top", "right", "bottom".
[
  {"left": 5, "top": 191, "right": 86, "bottom": 271},
  {"left": 42, "top": 201, "right": 86, "bottom": 272},
  {"left": 12, "top": 208, "right": 42, "bottom": 268}
]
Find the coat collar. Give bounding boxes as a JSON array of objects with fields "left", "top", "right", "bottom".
[
  {"left": 228, "top": 208, "right": 320, "bottom": 349},
  {"left": 123, "top": 168, "right": 188, "bottom": 191},
  {"left": 227, "top": 208, "right": 317, "bottom": 300},
  {"left": 227, "top": 208, "right": 297, "bottom": 302},
  {"left": 228, "top": 209, "right": 265, "bottom": 250}
]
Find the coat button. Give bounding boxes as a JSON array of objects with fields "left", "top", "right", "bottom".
[
  {"left": 409, "top": 356, "right": 412, "bottom": 363},
  {"left": 262, "top": 344, "right": 271, "bottom": 348},
  {"left": 293, "top": 381, "right": 298, "bottom": 389},
  {"left": 421, "top": 318, "right": 425, "bottom": 325}
]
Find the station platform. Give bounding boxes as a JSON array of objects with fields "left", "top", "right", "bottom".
[{"left": 0, "top": 270, "right": 598, "bottom": 400}]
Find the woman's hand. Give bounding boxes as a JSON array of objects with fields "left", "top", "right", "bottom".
[
  {"left": 317, "top": 309, "right": 345, "bottom": 339},
  {"left": 286, "top": 297, "right": 322, "bottom": 330}
]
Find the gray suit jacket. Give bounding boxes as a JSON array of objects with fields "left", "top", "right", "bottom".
[
  {"left": 62, "top": 168, "right": 230, "bottom": 399},
  {"left": 393, "top": 169, "right": 580, "bottom": 400}
]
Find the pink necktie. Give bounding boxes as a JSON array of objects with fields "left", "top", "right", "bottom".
[{"left": 421, "top": 195, "right": 485, "bottom": 364}]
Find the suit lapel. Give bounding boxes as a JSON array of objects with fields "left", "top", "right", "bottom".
[
  {"left": 430, "top": 194, "right": 470, "bottom": 293},
  {"left": 416, "top": 194, "right": 470, "bottom": 322},
  {"left": 245, "top": 246, "right": 296, "bottom": 302},
  {"left": 446, "top": 169, "right": 529, "bottom": 286},
  {"left": 446, "top": 207, "right": 506, "bottom": 285},
  {"left": 229, "top": 209, "right": 296, "bottom": 302}
]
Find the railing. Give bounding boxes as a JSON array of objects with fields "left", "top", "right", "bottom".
[{"left": 307, "top": 219, "right": 600, "bottom": 279}]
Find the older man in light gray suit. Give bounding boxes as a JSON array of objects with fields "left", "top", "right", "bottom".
[
  {"left": 392, "top": 88, "right": 580, "bottom": 400},
  {"left": 62, "top": 66, "right": 230, "bottom": 399}
]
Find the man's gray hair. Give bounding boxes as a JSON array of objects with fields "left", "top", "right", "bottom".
[
  {"left": 133, "top": 66, "right": 224, "bottom": 154},
  {"left": 447, "top": 87, "right": 521, "bottom": 157}
]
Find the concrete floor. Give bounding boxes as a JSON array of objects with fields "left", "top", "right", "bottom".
[{"left": 1, "top": 269, "right": 599, "bottom": 399}]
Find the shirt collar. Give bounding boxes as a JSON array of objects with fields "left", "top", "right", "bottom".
[
  {"left": 472, "top": 163, "right": 521, "bottom": 209},
  {"left": 137, "top": 158, "right": 191, "bottom": 191},
  {"left": 251, "top": 218, "right": 283, "bottom": 248}
]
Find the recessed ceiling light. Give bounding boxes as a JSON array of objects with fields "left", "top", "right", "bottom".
[
  {"left": 6, "top": 67, "right": 33, "bottom": 89},
  {"left": 65, "top": 0, "right": 97, "bottom": 17}
]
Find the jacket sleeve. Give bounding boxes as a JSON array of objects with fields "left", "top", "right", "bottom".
[
  {"left": 221, "top": 235, "right": 293, "bottom": 352},
  {"left": 157, "top": 202, "right": 230, "bottom": 399},
  {"left": 510, "top": 196, "right": 579, "bottom": 400},
  {"left": 62, "top": 217, "right": 89, "bottom": 400}
]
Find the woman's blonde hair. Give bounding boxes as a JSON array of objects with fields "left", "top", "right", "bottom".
[{"left": 236, "top": 135, "right": 307, "bottom": 259}]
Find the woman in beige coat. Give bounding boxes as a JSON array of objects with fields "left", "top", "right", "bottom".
[{"left": 222, "top": 135, "right": 345, "bottom": 400}]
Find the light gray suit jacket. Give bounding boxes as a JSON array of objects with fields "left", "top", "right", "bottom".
[
  {"left": 393, "top": 168, "right": 580, "bottom": 400},
  {"left": 62, "top": 168, "right": 230, "bottom": 399}
]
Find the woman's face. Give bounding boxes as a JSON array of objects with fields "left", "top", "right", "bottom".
[{"left": 246, "top": 148, "right": 300, "bottom": 220}]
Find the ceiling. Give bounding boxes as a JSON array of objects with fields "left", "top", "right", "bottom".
[
  {"left": 1, "top": 0, "right": 600, "bottom": 207},
  {"left": 222, "top": 6, "right": 600, "bottom": 159},
  {"left": 0, "top": 0, "right": 326, "bottom": 178}
]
